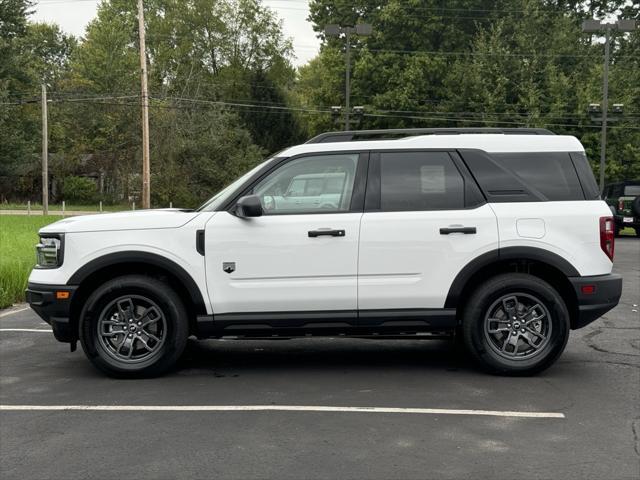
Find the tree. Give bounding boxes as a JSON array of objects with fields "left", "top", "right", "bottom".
[
  {"left": 297, "top": 0, "right": 640, "bottom": 181},
  {"left": 0, "top": 2, "right": 75, "bottom": 200},
  {"left": 0, "top": 0, "right": 34, "bottom": 185},
  {"left": 49, "top": 0, "right": 296, "bottom": 206}
]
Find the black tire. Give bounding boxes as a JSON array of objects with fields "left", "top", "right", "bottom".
[
  {"left": 632, "top": 197, "right": 640, "bottom": 217},
  {"left": 79, "top": 275, "right": 189, "bottom": 378},
  {"left": 462, "top": 273, "right": 569, "bottom": 376}
]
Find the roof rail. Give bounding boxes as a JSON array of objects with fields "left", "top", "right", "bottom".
[{"left": 305, "top": 128, "right": 555, "bottom": 144}]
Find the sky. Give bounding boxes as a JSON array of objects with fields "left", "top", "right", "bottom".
[{"left": 31, "top": 0, "right": 321, "bottom": 66}]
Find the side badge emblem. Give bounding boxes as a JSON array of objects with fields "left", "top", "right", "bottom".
[{"left": 222, "top": 262, "right": 236, "bottom": 274}]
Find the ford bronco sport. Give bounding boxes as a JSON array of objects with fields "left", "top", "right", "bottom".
[
  {"left": 603, "top": 180, "right": 640, "bottom": 236},
  {"left": 26, "top": 128, "right": 623, "bottom": 377}
]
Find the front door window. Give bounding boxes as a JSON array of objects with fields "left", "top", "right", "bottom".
[{"left": 252, "top": 154, "right": 359, "bottom": 214}]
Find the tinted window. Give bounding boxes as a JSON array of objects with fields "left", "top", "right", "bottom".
[
  {"left": 379, "top": 152, "right": 464, "bottom": 211},
  {"left": 252, "top": 154, "right": 358, "bottom": 214},
  {"left": 491, "top": 152, "right": 584, "bottom": 201},
  {"left": 612, "top": 184, "right": 624, "bottom": 197},
  {"left": 624, "top": 185, "right": 640, "bottom": 196},
  {"left": 569, "top": 152, "right": 600, "bottom": 199}
]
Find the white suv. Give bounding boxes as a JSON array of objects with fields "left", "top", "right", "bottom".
[{"left": 26, "top": 128, "right": 623, "bottom": 377}]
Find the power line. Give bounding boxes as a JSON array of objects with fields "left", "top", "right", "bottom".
[{"left": 4, "top": 93, "right": 640, "bottom": 117}]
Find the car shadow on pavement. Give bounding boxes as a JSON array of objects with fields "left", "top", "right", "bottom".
[{"left": 176, "top": 337, "right": 475, "bottom": 375}]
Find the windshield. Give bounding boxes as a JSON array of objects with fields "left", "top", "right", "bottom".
[
  {"left": 624, "top": 185, "right": 640, "bottom": 196},
  {"left": 197, "top": 158, "right": 275, "bottom": 212}
]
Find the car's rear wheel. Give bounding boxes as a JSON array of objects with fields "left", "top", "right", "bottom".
[
  {"left": 462, "top": 273, "right": 569, "bottom": 375},
  {"left": 79, "top": 275, "right": 188, "bottom": 377}
]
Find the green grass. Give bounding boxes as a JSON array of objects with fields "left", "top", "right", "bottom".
[
  {"left": 620, "top": 227, "right": 637, "bottom": 236},
  {"left": 0, "top": 215, "right": 62, "bottom": 308},
  {"left": 0, "top": 202, "right": 129, "bottom": 212}
]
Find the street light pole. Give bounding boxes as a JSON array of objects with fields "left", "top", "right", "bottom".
[
  {"left": 325, "top": 23, "right": 373, "bottom": 131},
  {"left": 599, "top": 27, "right": 610, "bottom": 193},
  {"left": 582, "top": 19, "right": 637, "bottom": 192}
]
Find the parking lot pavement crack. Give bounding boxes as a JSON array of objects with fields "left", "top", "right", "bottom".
[
  {"left": 633, "top": 418, "right": 640, "bottom": 457},
  {"left": 582, "top": 328, "right": 640, "bottom": 357},
  {"left": 561, "top": 359, "right": 640, "bottom": 369}
]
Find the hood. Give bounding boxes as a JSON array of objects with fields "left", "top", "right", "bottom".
[{"left": 39, "top": 209, "right": 204, "bottom": 234}]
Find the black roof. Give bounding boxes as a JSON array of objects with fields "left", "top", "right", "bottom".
[{"left": 306, "top": 128, "right": 555, "bottom": 144}]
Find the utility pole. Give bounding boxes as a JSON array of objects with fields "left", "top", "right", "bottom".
[
  {"left": 325, "top": 23, "right": 373, "bottom": 131},
  {"left": 41, "top": 84, "right": 48, "bottom": 215},
  {"left": 138, "top": 0, "right": 151, "bottom": 209},
  {"left": 582, "top": 19, "right": 637, "bottom": 192},
  {"left": 344, "top": 28, "right": 351, "bottom": 130}
]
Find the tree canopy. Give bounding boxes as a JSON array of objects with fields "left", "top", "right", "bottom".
[{"left": 0, "top": 0, "right": 638, "bottom": 206}]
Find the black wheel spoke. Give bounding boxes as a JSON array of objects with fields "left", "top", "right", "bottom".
[
  {"left": 143, "top": 331, "right": 161, "bottom": 343},
  {"left": 501, "top": 296, "right": 519, "bottom": 320},
  {"left": 116, "top": 298, "right": 135, "bottom": 322},
  {"left": 525, "top": 326, "right": 546, "bottom": 340},
  {"left": 487, "top": 318, "right": 511, "bottom": 334},
  {"left": 140, "top": 306, "right": 161, "bottom": 328},
  {"left": 137, "top": 336, "right": 154, "bottom": 352}
]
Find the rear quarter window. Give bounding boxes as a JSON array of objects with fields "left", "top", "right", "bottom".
[
  {"left": 491, "top": 152, "right": 585, "bottom": 201},
  {"left": 570, "top": 152, "right": 600, "bottom": 199}
]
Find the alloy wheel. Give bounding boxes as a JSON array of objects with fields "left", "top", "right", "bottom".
[
  {"left": 483, "top": 293, "right": 552, "bottom": 360},
  {"left": 97, "top": 295, "right": 167, "bottom": 364}
]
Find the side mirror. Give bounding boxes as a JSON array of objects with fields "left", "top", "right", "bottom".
[{"left": 235, "top": 195, "right": 263, "bottom": 218}]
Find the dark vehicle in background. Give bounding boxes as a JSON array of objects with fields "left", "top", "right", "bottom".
[{"left": 604, "top": 181, "right": 640, "bottom": 236}]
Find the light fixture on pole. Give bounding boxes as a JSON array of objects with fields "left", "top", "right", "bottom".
[
  {"left": 582, "top": 18, "right": 637, "bottom": 192},
  {"left": 324, "top": 23, "right": 373, "bottom": 131}
]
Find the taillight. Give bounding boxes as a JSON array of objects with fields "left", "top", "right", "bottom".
[
  {"left": 618, "top": 199, "right": 625, "bottom": 212},
  {"left": 600, "top": 216, "right": 615, "bottom": 261}
]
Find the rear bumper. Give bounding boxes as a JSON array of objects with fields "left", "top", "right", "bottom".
[
  {"left": 569, "top": 274, "right": 622, "bottom": 329},
  {"left": 26, "top": 283, "right": 78, "bottom": 343},
  {"left": 613, "top": 215, "right": 640, "bottom": 229}
]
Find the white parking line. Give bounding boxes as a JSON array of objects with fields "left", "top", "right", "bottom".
[
  {"left": 0, "top": 329, "right": 52, "bottom": 333},
  {"left": 0, "top": 404, "right": 565, "bottom": 418},
  {"left": 0, "top": 307, "right": 30, "bottom": 318}
]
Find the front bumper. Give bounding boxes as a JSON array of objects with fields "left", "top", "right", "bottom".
[
  {"left": 26, "top": 283, "right": 78, "bottom": 343},
  {"left": 569, "top": 274, "right": 622, "bottom": 329}
]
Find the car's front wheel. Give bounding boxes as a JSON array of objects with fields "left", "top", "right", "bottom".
[
  {"left": 79, "top": 275, "right": 188, "bottom": 377},
  {"left": 462, "top": 273, "right": 570, "bottom": 376}
]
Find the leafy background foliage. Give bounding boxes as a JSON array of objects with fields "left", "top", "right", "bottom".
[{"left": 1, "top": 0, "right": 639, "bottom": 208}]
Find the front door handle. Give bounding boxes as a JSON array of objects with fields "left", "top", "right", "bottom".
[
  {"left": 308, "top": 229, "right": 346, "bottom": 238},
  {"left": 439, "top": 227, "right": 477, "bottom": 235}
]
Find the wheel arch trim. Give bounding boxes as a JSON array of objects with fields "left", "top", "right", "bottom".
[
  {"left": 445, "top": 246, "right": 580, "bottom": 308},
  {"left": 67, "top": 251, "right": 208, "bottom": 314}
]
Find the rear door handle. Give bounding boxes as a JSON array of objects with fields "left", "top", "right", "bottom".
[
  {"left": 308, "top": 229, "right": 346, "bottom": 238},
  {"left": 439, "top": 227, "right": 477, "bottom": 235}
]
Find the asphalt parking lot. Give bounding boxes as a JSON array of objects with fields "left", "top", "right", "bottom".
[{"left": 1, "top": 239, "right": 639, "bottom": 480}]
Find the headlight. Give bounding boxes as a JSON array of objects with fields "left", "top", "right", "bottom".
[{"left": 35, "top": 235, "right": 64, "bottom": 269}]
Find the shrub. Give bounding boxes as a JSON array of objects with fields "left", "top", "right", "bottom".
[{"left": 62, "top": 176, "right": 97, "bottom": 204}]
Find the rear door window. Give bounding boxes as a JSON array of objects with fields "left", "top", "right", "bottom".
[{"left": 378, "top": 151, "right": 465, "bottom": 211}]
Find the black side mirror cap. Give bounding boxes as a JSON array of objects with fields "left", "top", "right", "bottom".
[{"left": 236, "top": 195, "right": 263, "bottom": 218}]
